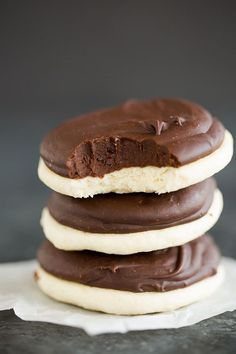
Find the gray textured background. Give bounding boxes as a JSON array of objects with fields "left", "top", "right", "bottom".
[{"left": 0, "top": 1, "right": 235, "bottom": 353}]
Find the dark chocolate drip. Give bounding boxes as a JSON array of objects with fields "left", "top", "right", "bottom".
[
  {"left": 47, "top": 179, "right": 216, "bottom": 234},
  {"left": 40, "top": 98, "right": 225, "bottom": 178},
  {"left": 37, "top": 235, "right": 220, "bottom": 292}
]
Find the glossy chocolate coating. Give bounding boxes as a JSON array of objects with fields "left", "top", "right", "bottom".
[
  {"left": 47, "top": 178, "right": 216, "bottom": 233},
  {"left": 37, "top": 235, "right": 220, "bottom": 292},
  {"left": 40, "top": 98, "right": 225, "bottom": 178}
]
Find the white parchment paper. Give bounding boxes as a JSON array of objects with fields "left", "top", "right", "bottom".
[{"left": 1, "top": 257, "right": 236, "bottom": 335}]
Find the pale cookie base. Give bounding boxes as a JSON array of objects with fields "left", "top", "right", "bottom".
[
  {"left": 38, "top": 130, "right": 233, "bottom": 198},
  {"left": 36, "top": 265, "right": 224, "bottom": 315},
  {"left": 41, "top": 189, "right": 223, "bottom": 254}
]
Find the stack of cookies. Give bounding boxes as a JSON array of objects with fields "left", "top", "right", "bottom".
[{"left": 36, "top": 98, "right": 233, "bottom": 315}]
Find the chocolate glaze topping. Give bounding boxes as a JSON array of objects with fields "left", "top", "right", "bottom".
[
  {"left": 48, "top": 178, "right": 216, "bottom": 233},
  {"left": 37, "top": 235, "right": 220, "bottom": 292},
  {"left": 40, "top": 98, "right": 225, "bottom": 178}
]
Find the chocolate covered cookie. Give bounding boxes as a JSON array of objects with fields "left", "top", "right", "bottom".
[
  {"left": 38, "top": 98, "right": 233, "bottom": 197},
  {"left": 41, "top": 179, "right": 223, "bottom": 254},
  {"left": 36, "top": 235, "right": 224, "bottom": 315}
]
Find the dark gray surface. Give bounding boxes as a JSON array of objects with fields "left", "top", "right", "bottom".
[
  {"left": 0, "top": 310, "right": 236, "bottom": 354},
  {"left": 0, "top": 1, "right": 236, "bottom": 353}
]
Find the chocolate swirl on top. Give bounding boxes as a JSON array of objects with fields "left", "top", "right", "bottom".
[
  {"left": 37, "top": 235, "right": 220, "bottom": 292},
  {"left": 40, "top": 98, "right": 225, "bottom": 178},
  {"left": 47, "top": 178, "right": 216, "bottom": 234}
]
